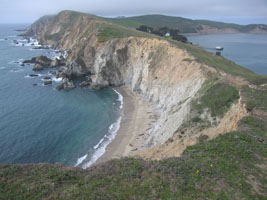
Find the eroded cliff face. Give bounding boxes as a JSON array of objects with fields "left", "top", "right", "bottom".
[
  {"left": 25, "top": 10, "right": 246, "bottom": 155},
  {"left": 76, "top": 35, "right": 206, "bottom": 146}
]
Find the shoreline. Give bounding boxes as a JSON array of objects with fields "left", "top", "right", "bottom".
[{"left": 94, "top": 85, "right": 156, "bottom": 165}]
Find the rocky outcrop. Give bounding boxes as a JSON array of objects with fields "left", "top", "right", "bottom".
[
  {"left": 51, "top": 56, "right": 66, "bottom": 67},
  {"left": 44, "top": 80, "right": 52, "bottom": 85},
  {"left": 23, "top": 57, "right": 36, "bottom": 64},
  {"left": 35, "top": 56, "right": 52, "bottom": 66},
  {"left": 33, "top": 63, "right": 44, "bottom": 71},
  {"left": 56, "top": 78, "right": 75, "bottom": 90},
  {"left": 25, "top": 55, "right": 66, "bottom": 71}
]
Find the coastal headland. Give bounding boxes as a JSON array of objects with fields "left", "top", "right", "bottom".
[{"left": 0, "top": 10, "right": 266, "bottom": 199}]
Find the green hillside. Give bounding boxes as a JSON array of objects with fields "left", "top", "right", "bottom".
[
  {"left": 108, "top": 14, "right": 267, "bottom": 33},
  {"left": 1, "top": 110, "right": 266, "bottom": 199}
]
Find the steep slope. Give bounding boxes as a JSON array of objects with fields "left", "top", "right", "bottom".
[
  {"left": 24, "top": 11, "right": 207, "bottom": 147},
  {"left": 109, "top": 14, "right": 267, "bottom": 34},
  {"left": 22, "top": 10, "right": 267, "bottom": 156}
]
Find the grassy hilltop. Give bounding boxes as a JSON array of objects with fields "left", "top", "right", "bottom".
[
  {"left": 1, "top": 11, "right": 267, "bottom": 199},
  {"left": 108, "top": 14, "right": 267, "bottom": 33}
]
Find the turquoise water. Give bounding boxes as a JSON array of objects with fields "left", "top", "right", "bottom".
[
  {"left": 0, "top": 24, "right": 121, "bottom": 168},
  {"left": 187, "top": 34, "right": 267, "bottom": 75}
]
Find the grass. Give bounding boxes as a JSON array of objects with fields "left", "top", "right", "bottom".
[
  {"left": 97, "top": 23, "right": 153, "bottom": 42},
  {"left": 1, "top": 119, "right": 266, "bottom": 199},
  {"left": 168, "top": 40, "right": 267, "bottom": 85},
  {"left": 194, "top": 82, "right": 239, "bottom": 117},
  {"left": 107, "top": 18, "right": 145, "bottom": 28},
  {"left": 108, "top": 14, "right": 267, "bottom": 33},
  {"left": 242, "top": 85, "right": 267, "bottom": 111}
]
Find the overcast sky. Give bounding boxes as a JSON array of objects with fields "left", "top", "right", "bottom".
[{"left": 1, "top": 0, "right": 267, "bottom": 24}]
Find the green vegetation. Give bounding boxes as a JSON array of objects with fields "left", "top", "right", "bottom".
[
  {"left": 136, "top": 25, "right": 188, "bottom": 42},
  {"left": 242, "top": 85, "right": 267, "bottom": 111},
  {"left": 192, "top": 116, "right": 202, "bottom": 123},
  {"left": 110, "top": 14, "right": 267, "bottom": 33},
  {"left": 182, "top": 58, "right": 193, "bottom": 63},
  {"left": 107, "top": 18, "right": 144, "bottom": 28},
  {"left": 1, "top": 116, "right": 266, "bottom": 199},
  {"left": 194, "top": 83, "right": 239, "bottom": 117},
  {"left": 98, "top": 23, "right": 152, "bottom": 42},
  {"left": 110, "top": 15, "right": 201, "bottom": 33},
  {"left": 169, "top": 40, "right": 267, "bottom": 85}
]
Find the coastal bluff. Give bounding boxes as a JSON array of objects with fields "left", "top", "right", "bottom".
[
  {"left": 1, "top": 10, "right": 266, "bottom": 199},
  {"left": 22, "top": 10, "right": 259, "bottom": 158}
]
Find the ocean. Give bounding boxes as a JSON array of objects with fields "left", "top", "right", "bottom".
[
  {"left": 187, "top": 33, "right": 267, "bottom": 75},
  {"left": 0, "top": 24, "right": 122, "bottom": 169}
]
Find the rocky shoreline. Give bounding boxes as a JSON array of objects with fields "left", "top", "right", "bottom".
[
  {"left": 20, "top": 38, "right": 97, "bottom": 90},
  {"left": 17, "top": 37, "right": 78, "bottom": 89}
]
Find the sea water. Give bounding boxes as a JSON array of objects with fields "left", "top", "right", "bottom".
[
  {"left": 0, "top": 24, "right": 122, "bottom": 168},
  {"left": 187, "top": 34, "right": 267, "bottom": 75}
]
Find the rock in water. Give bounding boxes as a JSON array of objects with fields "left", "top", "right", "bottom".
[
  {"left": 56, "top": 78, "right": 75, "bottom": 90},
  {"left": 56, "top": 84, "right": 64, "bottom": 90},
  {"left": 43, "top": 76, "right": 51, "bottom": 80},
  {"left": 29, "top": 74, "right": 38, "bottom": 77},
  {"left": 79, "top": 80, "right": 91, "bottom": 87},
  {"left": 51, "top": 59, "right": 59, "bottom": 67},
  {"left": 44, "top": 81, "right": 52, "bottom": 85},
  {"left": 63, "top": 78, "right": 75, "bottom": 89},
  {"left": 35, "top": 55, "right": 52, "bottom": 66},
  {"left": 49, "top": 71, "right": 57, "bottom": 75},
  {"left": 33, "top": 63, "right": 44, "bottom": 71},
  {"left": 23, "top": 57, "right": 36, "bottom": 64}
]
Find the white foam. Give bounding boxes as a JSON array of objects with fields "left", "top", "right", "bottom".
[
  {"left": 75, "top": 154, "right": 88, "bottom": 167},
  {"left": 80, "top": 88, "right": 124, "bottom": 169},
  {"left": 82, "top": 116, "right": 122, "bottom": 169},
  {"left": 93, "top": 137, "right": 106, "bottom": 150},
  {"left": 52, "top": 77, "right": 62, "bottom": 82},
  {"left": 9, "top": 69, "right": 24, "bottom": 73},
  {"left": 113, "top": 88, "right": 124, "bottom": 110},
  {"left": 0, "top": 67, "right": 6, "bottom": 70},
  {"left": 41, "top": 78, "right": 52, "bottom": 81}
]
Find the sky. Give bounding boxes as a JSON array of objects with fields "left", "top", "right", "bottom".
[{"left": 0, "top": 0, "right": 267, "bottom": 25}]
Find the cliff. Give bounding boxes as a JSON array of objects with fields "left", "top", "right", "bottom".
[
  {"left": 2, "top": 10, "right": 266, "bottom": 199},
  {"left": 23, "top": 10, "right": 266, "bottom": 156}
]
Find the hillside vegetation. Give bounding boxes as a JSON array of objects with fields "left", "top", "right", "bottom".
[
  {"left": 1, "top": 108, "right": 266, "bottom": 199},
  {"left": 109, "top": 14, "right": 267, "bottom": 34}
]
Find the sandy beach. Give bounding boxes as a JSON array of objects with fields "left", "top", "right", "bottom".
[{"left": 95, "top": 85, "right": 156, "bottom": 165}]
